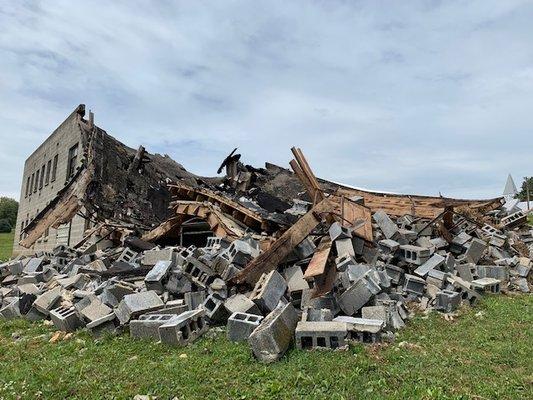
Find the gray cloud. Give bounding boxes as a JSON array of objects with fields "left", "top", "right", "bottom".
[{"left": 1, "top": 0, "right": 532, "bottom": 201}]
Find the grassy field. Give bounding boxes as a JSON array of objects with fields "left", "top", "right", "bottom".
[
  {"left": 0, "top": 230, "right": 14, "bottom": 262},
  {"left": 529, "top": 213, "right": 533, "bottom": 225},
  {"left": 0, "top": 295, "right": 531, "bottom": 400}
]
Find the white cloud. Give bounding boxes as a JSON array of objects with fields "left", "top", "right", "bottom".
[{"left": 1, "top": 0, "right": 532, "bottom": 201}]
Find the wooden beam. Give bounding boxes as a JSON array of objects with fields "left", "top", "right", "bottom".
[
  {"left": 303, "top": 236, "right": 331, "bottom": 280},
  {"left": 231, "top": 198, "right": 335, "bottom": 286}
]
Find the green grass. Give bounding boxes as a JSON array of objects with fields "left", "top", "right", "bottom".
[
  {"left": 0, "top": 295, "right": 531, "bottom": 400},
  {"left": 528, "top": 214, "right": 533, "bottom": 226},
  {"left": 0, "top": 230, "right": 14, "bottom": 262}
]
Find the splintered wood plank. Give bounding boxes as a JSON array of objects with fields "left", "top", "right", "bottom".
[
  {"left": 340, "top": 198, "right": 373, "bottom": 242},
  {"left": 310, "top": 262, "right": 337, "bottom": 298},
  {"left": 231, "top": 198, "right": 335, "bottom": 286},
  {"left": 303, "top": 236, "right": 331, "bottom": 280}
]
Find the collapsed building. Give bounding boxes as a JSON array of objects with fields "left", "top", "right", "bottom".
[
  {"left": 13, "top": 104, "right": 218, "bottom": 256},
  {"left": 3, "top": 105, "right": 532, "bottom": 362}
]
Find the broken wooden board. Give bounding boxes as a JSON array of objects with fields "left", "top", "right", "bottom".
[
  {"left": 169, "top": 182, "right": 275, "bottom": 233},
  {"left": 142, "top": 217, "right": 183, "bottom": 242},
  {"left": 310, "top": 262, "right": 337, "bottom": 298},
  {"left": 231, "top": 198, "right": 335, "bottom": 286},
  {"left": 303, "top": 236, "right": 331, "bottom": 280},
  {"left": 335, "top": 186, "right": 504, "bottom": 219},
  {"left": 337, "top": 196, "right": 373, "bottom": 242}
]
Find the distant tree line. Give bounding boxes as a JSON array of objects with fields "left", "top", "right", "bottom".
[{"left": 0, "top": 197, "right": 18, "bottom": 233}]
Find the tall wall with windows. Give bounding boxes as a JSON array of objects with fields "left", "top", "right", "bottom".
[{"left": 13, "top": 107, "right": 87, "bottom": 256}]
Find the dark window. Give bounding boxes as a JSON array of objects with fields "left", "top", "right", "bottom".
[
  {"left": 20, "top": 221, "right": 25, "bottom": 240},
  {"left": 34, "top": 169, "right": 39, "bottom": 193},
  {"left": 51, "top": 154, "right": 58, "bottom": 182},
  {"left": 45, "top": 160, "right": 51, "bottom": 185},
  {"left": 39, "top": 165, "right": 45, "bottom": 189},
  {"left": 30, "top": 173, "right": 35, "bottom": 196},
  {"left": 25, "top": 176, "right": 30, "bottom": 197},
  {"left": 67, "top": 143, "right": 79, "bottom": 178}
]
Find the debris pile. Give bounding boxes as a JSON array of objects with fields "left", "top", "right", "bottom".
[{"left": 1, "top": 148, "right": 532, "bottom": 363}]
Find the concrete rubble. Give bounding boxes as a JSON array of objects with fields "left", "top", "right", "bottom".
[{"left": 1, "top": 147, "right": 532, "bottom": 363}]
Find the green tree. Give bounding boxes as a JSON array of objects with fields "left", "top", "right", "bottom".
[
  {"left": 0, "top": 219, "right": 11, "bottom": 233},
  {"left": 516, "top": 177, "right": 533, "bottom": 202},
  {"left": 0, "top": 197, "right": 18, "bottom": 228}
]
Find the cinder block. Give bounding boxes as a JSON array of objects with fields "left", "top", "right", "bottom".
[
  {"left": 202, "top": 293, "right": 229, "bottom": 323},
  {"left": 50, "top": 306, "right": 84, "bottom": 332},
  {"left": 465, "top": 238, "right": 487, "bottom": 264},
  {"left": 398, "top": 245, "right": 431, "bottom": 266},
  {"left": 115, "top": 291, "right": 164, "bottom": 325},
  {"left": 130, "top": 314, "right": 179, "bottom": 340},
  {"left": 471, "top": 277, "right": 501, "bottom": 293},
  {"left": 251, "top": 270, "right": 287, "bottom": 313},
  {"left": 184, "top": 290, "right": 207, "bottom": 311},
  {"left": 224, "top": 293, "right": 261, "bottom": 315},
  {"left": 414, "top": 254, "right": 445, "bottom": 277},
  {"left": 337, "top": 277, "right": 373, "bottom": 315},
  {"left": 434, "top": 290, "right": 461, "bottom": 312},
  {"left": 403, "top": 274, "right": 426, "bottom": 295},
  {"left": 335, "top": 238, "right": 355, "bottom": 258},
  {"left": 373, "top": 210, "right": 399, "bottom": 240},
  {"left": 227, "top": 312, "right": 263, "bottom": 342},
  {"left": 33, "top": 286, "right": 62, "bottom": 315},
  {"left": 295, "top": 321, "right": 348, "bottom": 350},
  {"left": 328, "top": 222, "right": 352, "bottom": 241},
  {"left": 144, "top": 260, "right": 173, "bottom": 293},
  {"left": 158, "top": 309, "right": 208, "bottom": 346},
  {"left": 333, "top": 316, "right": 384, "bottom": 342},
  {"left": 248, "top": 302, "right": 298, "bottom": 363}
]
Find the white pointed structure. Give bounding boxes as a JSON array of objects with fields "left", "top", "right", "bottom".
[{"left": 502, "top": 174, "right": 518, "bottom": 201}]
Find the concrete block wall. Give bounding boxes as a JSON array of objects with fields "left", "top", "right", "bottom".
[{"left": 13, "top": 107, "right": 86, "bottom": 256}]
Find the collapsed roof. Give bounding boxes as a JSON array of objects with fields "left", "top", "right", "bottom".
[{"left": 20, "top": 106, "right": 504, "bottom": 250}]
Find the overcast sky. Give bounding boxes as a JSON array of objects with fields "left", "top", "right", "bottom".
[{"left": 1, "top": 0, "right": 532, "bottom": 201}]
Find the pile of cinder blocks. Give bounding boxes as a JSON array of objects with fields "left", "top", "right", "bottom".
[{"left": 1, "top": 191, "right": 531, "bottom": 364}]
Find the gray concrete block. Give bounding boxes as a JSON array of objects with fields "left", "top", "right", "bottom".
[
  {"left": 476, "top": 265, "right": 509, "bottom": 281},
  {"left": 361, "top": 305, "right": 388, "bottom": 323},
  {"left": 184, "top": 290, "right": 207, "bottom": 311},
  {"left": 295, "top": 321, "right": 348, "bottom": 350},
  {"left": 50, "top": 306, "right": 84, "bottom": 332},
  {"left": 248, "top": 302, "right": 298, "bottom": 363},
  {"left": 434, "top": 290, "right": 461, "bottom": 312},
  {"left": 373, "top": 210, "right": 399, "bottom": 240},
  {"left": 224, "top": 293, "right": 261, "bottom": 315},
  {"left": 33, "top": 286, "right": 62, "bottom": 315},
  {"left": 465, "top": 238, "right": 487, "bottom": 264},
  {"left": 328, "top": 222, "right": 352, "bottom": 241},
  {"left": 471, "top": 278, "right": 501, "bottom": 293},
  {"left": 202, "top": 293, "right": 229, "bottom": 323},
  {"left": 141, "top": 247, "right": 176, "bottom": 267},
  {"left": 398, "top": 245, "right": 431, "bottom": 265},
  {"left": 158, "top": 309, "right": 208, "bottom": 346},
  {"left": 403, "top": 274, "right": 426, "bottom": 295},
  {"left": 283, "top": 265, "right": 309, "bottom": 294},
  {"left": 130, "top": 314, "right": 179, "bottom": 340},
  {"left": 335, "top": 238, "right": 355, "bottom": 258},
  {"left": 227, "top": 312, "right": 263, "bottom": 342},
  {"left": 337, "top": 277, "right": 373, "bottom": 315},
  {"left": 301, "top": 307, "right": 333, "bottom": 322},
  {"left": 0, "top": 298, "right": 21, "bottom": 319},
  {"left": 144, "top": 260, "right": 173, "bottom": 293},
  {"left": 115, "top": 291, "right": 164, "bottom": 325},
  {"left": 251, "top": 270, "right": 287, "bottom": 314},
  {"left": 414, "top": 254, "right": 445, "bottom": 277}
]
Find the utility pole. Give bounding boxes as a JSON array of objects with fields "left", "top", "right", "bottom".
[
  {"left": 525, "top": 176, "right": 531, "bottom": 212},
  {"left": 527, "top": 177, "right": 531, "bottom": 212}
]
